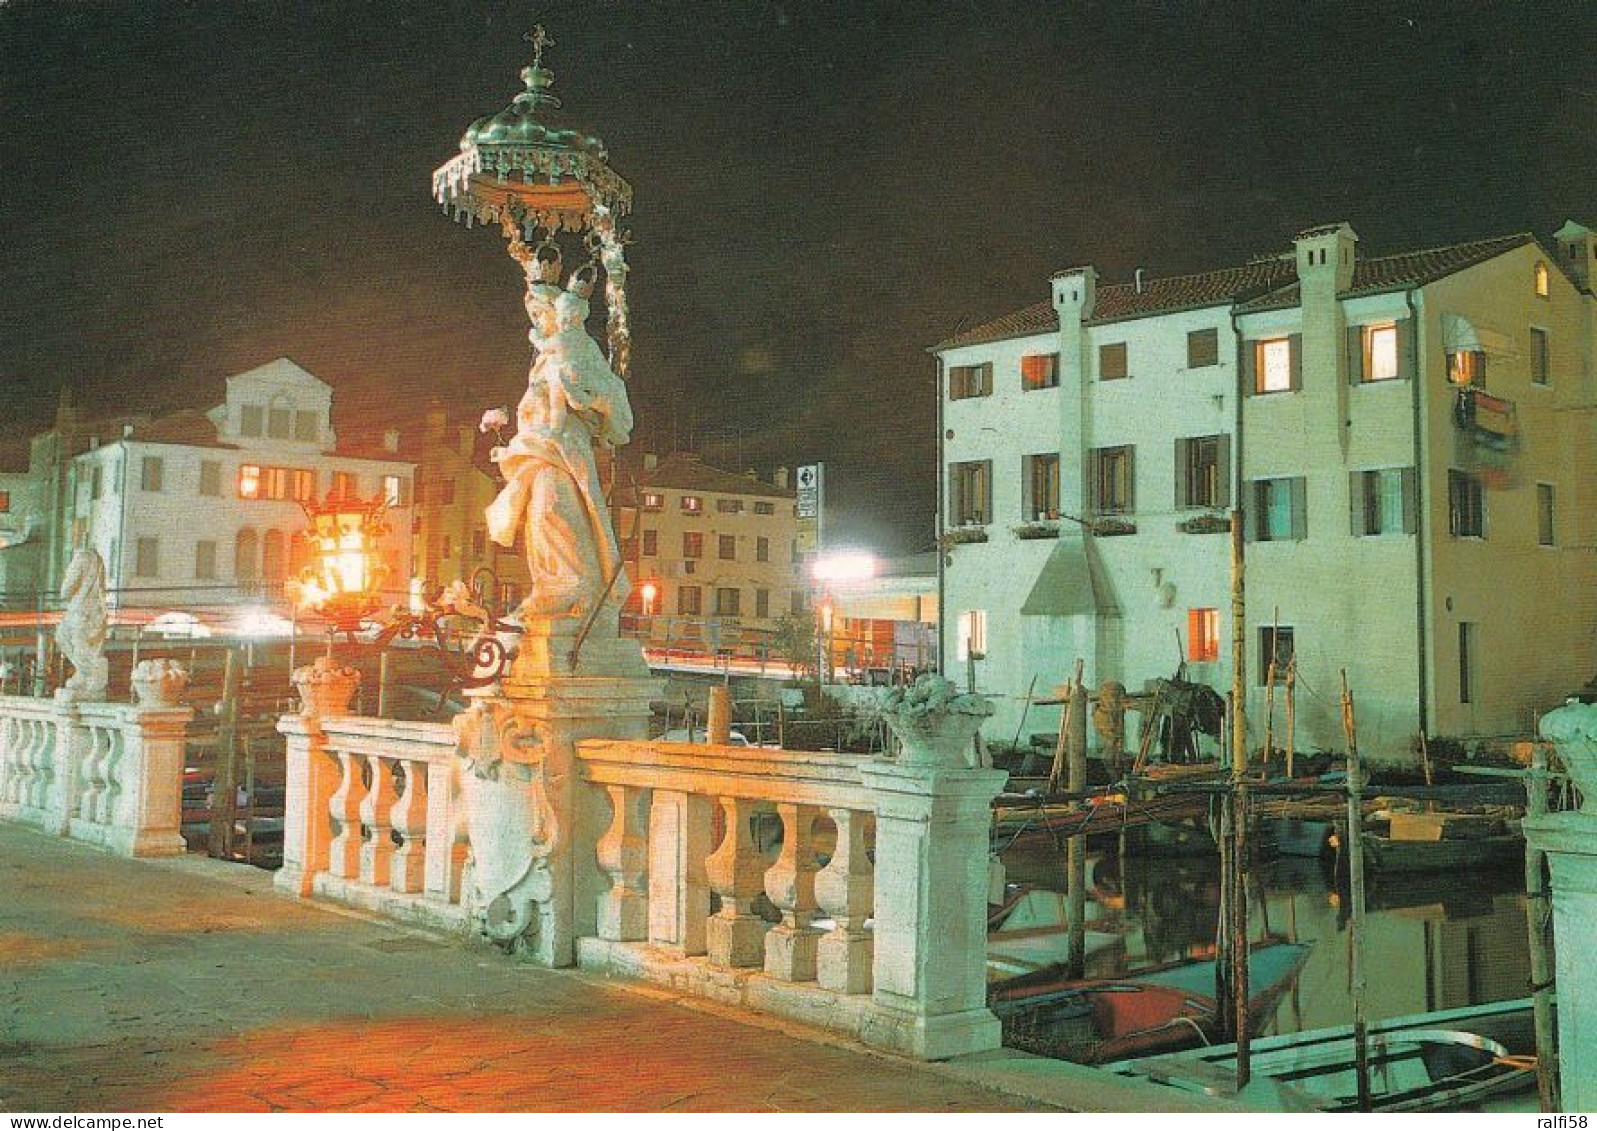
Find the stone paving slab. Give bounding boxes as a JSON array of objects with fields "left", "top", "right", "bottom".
[{"left": 0, "top": 824, "right": 1056, "bottom": 1113}]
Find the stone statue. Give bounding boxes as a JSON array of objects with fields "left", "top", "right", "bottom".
[
  {"left": 486, "top": 267, "right": 633, "bottom": 625},
  {"left": 55, "top": 546, "right": 108, "bottom": 698}
]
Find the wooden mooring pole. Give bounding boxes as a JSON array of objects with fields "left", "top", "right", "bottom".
[
  {"left": 1227, "top": 514, "right": 1252, "bottom": 1089},
  {"left": 1524, "top": 746, "right": 1560, "bottom": 1111},
  {"left": 1340, "top": 670, "right": 1372, "bottom": 1113},
  {"left": 209, "top": 646, "right": 240, "bottom": 860}
]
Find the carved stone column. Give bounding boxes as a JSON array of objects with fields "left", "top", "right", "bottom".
[
  {"left": 276, "top": 711, "right": 340, "bottom": 898},
  {"left": 647, "top": 789, "right": 711, "bottom": 955},
  {"left": 815, "top": 806, "right": 874, "bottom": 994},
  {"left": 106, "top": 704, "right": 192, "bottom": 857},
  {"left": 705, "top": 796, "right": 770, "bottom": 967},
  {"left": 389, "top": 758, "right": 429, "bottom": 893},
  {"left": 763, "top": 801, "right": 822, "bottom": 981},
  {"left": 596, "top": 784, "right": 651, "bottom": 941}
]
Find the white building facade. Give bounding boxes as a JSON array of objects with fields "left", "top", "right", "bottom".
[{"left": 936, "top": 223, "right": 1597, "bottom": 761}]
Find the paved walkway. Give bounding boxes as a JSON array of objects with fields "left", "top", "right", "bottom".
[{"left": 0, "top": 824, "right": 1057, "bottom": 1113}]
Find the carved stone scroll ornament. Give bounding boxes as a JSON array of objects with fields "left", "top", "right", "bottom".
[{"left": 451, "top": 700, "right": 557, "bottom": 946}]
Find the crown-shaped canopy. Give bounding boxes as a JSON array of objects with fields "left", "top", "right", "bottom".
[{"left": 432, "top": 27, "right": 632, "bottom": 232}]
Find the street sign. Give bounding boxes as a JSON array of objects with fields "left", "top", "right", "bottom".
[{"left": 796, "top": 463, "right": 822, "bottom": 520}]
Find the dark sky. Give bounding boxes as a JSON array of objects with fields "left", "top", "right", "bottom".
[{"left": 4, "top": 1, "right": 1596, "bottom": 553}]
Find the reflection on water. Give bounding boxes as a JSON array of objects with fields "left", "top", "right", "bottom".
[{"left": 1000, "top": 837, "right": 1532, "bottom": 1042}]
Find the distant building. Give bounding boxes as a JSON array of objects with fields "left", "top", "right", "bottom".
[
  {"left": 934, "top": 221, "right": 1597, "bottom": 759},
  {"left": 8, "top": 358, "right": 415, "bottom": 619},
  {"left": 824, "top": 552, "right": 939, "bottom": 678},
  {"left": 615, "top": 454, "right": 801, "bottom": 658}
]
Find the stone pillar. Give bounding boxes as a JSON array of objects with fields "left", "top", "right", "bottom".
[
  {"left": 647, "top": 789, "right": 712, "bottom": 955},
  {"left": 275, "top": 713, "right": 339, "bottom": 897},
  {"left": 107, "top": 704, "right": 193, "bottom": 857},
  {"left": 858, "top": 759, "right": 1008, "bottom": 1060},
  {"left": 44, "top": 696, "right": 84, "bottom": 836},
  {"left": 596, "top": 784, "right": 651, "bottom": 941}
]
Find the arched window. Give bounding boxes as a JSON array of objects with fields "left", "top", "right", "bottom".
[
  {"left": 235, "top": 528, "right": 258, "bottom": 583},
  {"left": 1535, "top": 260, "right": 1550, "bottom": 298},
  {"left": 262, "top": 529, "right": 287, "bottom": 582},
  {"left": 267, "top": 393, "right": 294, "bottom": 440}
]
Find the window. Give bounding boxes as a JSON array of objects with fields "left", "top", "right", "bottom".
[
  {"left": 140, "top": 456, "right": 163, "bottom": 492},
  {"left": 756, "top": 536, "right": 770, "bottom": 562},
  {"left": 1259, "top": 626, "right": 1295, "bottom": 685},
  {"left": 1021, "top": 353, "right": 1060, "bottom": 390},
  {"left": 1448, "top": 470, "right": 1485, "bottom": 538},
  {"left": 261, "top": 467, "right": 288, "bottom": 500},
  {"left": 1024, "top": 453, "right": 1060, "bottom": 520},
  {"left": 754, "top": 501, "right": 775, "bottom": 515},
  {"left": 238, "top": 464, "right": 262, "bottom": 500},
  {"left": 956, "top": 610, "right": 987, "bottom": 661},
  {"left": 195, "top": 540, "right": 217, "bottom": 580},
  {"left": 642, "top": 529, "right": 658, "bottom": 556},
  {"left": 716, "top": 498, "right": 743, "bottom": 514},
  {"left": 294, "top": 410, "right": 319, "bottom": 441},
  {"left": 235, "top": 529, "right": 258, "bottom": 581},
  {"left": 134, "top": 537, "right": 160, "bottom": 578},
  {"left": 240, "top": 405, "right": 264, "bottom": 437},
  {"left": 291, "top": 470, "right": 317, "bottom": 502},
  {"left": 380, "top": 475, "right": 405, "bottom": 506},
  {"left": 268, "top": 406, "right": 292, "bottom": 439},
  {"left": 791, "top": 592, "right": 806, "bottom": 616},
  {"left": 472, "top": 529, "right": 487, "bottom": 558},
  {"left": 642, "top": 492, "right": 663, "bottom": 511},
  {"left": 441, "top": 534, "right": 452, "bottom": 560},
  {"left": 1537, "top": 483, "right": 1556, "bottom": 546},
  {"left": 683, "top": 532, "right": 704, "bottom": 559},
  {"left": 678, "top": 585, "right": 702, "bottom": 616},
  {"left": 1187, "top": 608, "right": 1220, "bottom": 663},
  {"left": 1251, "top": 336, "right": 1299, "bottom": 394},
  {"left": 1187, "top": 328, "right": 1220, "bottom": 369},
  {"left": 1459, "top": 623, "right": 1476, "bottom": 703},
  {"left": 755, "top": 588, "right": 770, "bottom": 618},
  {"left": 681, "top": 495, "right": 703, "bottom": 514},
  {"left": 1249, "top": 477, "right": 1307, "bottom": 542},
  {"left": 1361, "top": 322, "right": 1400, "bottom": 382},
  {"left": 1351, "top": 468, "right": 1415, "bottom": 536},
  {"left": 1534, "top": 261, "right": 1550, "bottom": 298},
  {"left": 1531, "top": 328, "right": 1550, "bottom": 385},
  {"left": 90, "top": 465, "right": 102, "bottom": 500},
  {"left": 714, "top": 587, "right": 741, "bottom": 616},
  {"left": 949, "top": 362, "right": 993, "bottom": 400},
  {"left": 332, "top": 471, "right": 359, "bottom": 500},
  {"left": 1176, "top": 435, "right": 1229, "bottom": 509},
  {"left": 1089, "top": 445, "right": 1135, "bottom": 515},
  {"left": 718, "top": 534, "right": 736, "bottom": 560},
  {"left": 948, "top": 460, "right": 992, "bottom": 526},
  {"left": 1099, "top": 342, "right": 1128, "bottom": 381},
  {"left": 199, "top": 460, "right": 220, "bottom": 497},
  {"left": 1447, "top": 350, "right": 1486, "bottom": 388}
]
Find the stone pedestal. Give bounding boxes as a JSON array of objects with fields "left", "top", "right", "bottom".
[
  {"left": 1523, "top": 810, "right": 1597, "bottom": 1110},
  {"left": 276, "top": 715, "right": 339, "bottom": 897},
  {"left": 108, "top": 705, "right": 193, "bottom": 857},
  {"left": 858, "top": 759, "right": 1008, "bottom": 1060}
]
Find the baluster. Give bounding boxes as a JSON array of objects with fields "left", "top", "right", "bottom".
[
  {"left": 816, "top": 807, "right": 874, "bottom": 994},
  {"left": 79, "top": 726, "right": 107, "bottom": 823},
  {"left": 596, "top": 784, "right": 650, "bottom": 940},
  {"left": 102, "top": 730, "right": 125, "bottom": 829},
  {"left": 0, "top": 718, "right": 18, "bottom": 803},
  {"left": 359, "top": 755, "right": 397, "bottom": 886},
  {"left": 23, "top": 718, "right": 45, "bottom": 809},
  {"left": 763, "top": 802, "right": 823, "bottom": 982},
  {"left": 37, "top": 719, "right": 59, "bottom": 814},
  {"left": 388, "top": 758, "right": 427, "bottom": 893},
  {"left": 704, "top": 796, "right": 770, "bottom": 967},
  {"left": 326, "top": 748, "right": 366, "bottom": 879}
]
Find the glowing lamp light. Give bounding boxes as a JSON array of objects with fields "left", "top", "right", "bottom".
[
  {"left": 811, "top": 552, "right": 877, "bottom": 585},
  {"left": 639, "top": 579, "right": 659, "bottom": 616},
  {"left": 820, "top": 597, "right": 835, "bottom": 634},
  {"left": 296, "top": 494, "right": 390, "bottom": 634}
]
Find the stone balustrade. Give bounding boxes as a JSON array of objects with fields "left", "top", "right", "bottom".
[
  {"left": 0, "top": 693, "right": 192, "bottom": 857},
  {"left": 276, "top": 712, "right": 468, "bottom": 931}
]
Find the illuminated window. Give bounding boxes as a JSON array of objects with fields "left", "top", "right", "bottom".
[
  {"left": 1447, "top": 350, "right": 1485, "bottom": 387},
  {"left": 1535, "top": 261, "right": 1549, "bottom": 298},
  {"left": 262, "top": 467, "right": 289, "bottom": 500},
  {"left": 1021, "top": 353, "right": 1060, "bottom": 390},
  {"left": 291, "top": 470, "right": 317, "bottom": 502},
  {"left": 680, "top": 495, "right": 702, "bottom": 514},
  {"left": 1187, "top": 608, "right": 1220, "bottom": 663},
  {"left": 238, "top": 464, "right": 262, "bottom": 499},
  {"left": 1363, "top": 322, "right": 1399, "bottom": 382},
  {"left": 380, "top": 475, "right": 406, "bottom": 506},
  {"left": 956, "top": 610, "right": 987, "bottom": 661},
  {"left": 332, "top": 471, "right": 358, "bottom": 500},
  {"left": 642, "top": 492, "right": 663, "bottom": 511},
  {"left": 0, "top": 490, "right": 9, "bottom": 513},
  {"left": 1254, "top": 337, "right": 1296, "bottom": 393},
  {"left": 1099, "top": 342, "right": 1128, "bottom": 381}
]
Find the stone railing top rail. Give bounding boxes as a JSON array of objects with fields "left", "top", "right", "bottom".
[
  {"left": 0, "top": 696, "right": 190, "bottom": 723},
  {"left": 578, "top": 738, "right": 872, "bottom": 811},
  {"left": 311, "top": 714, "right": 459, "bottom": 763},
  {"left": 0, "top": 694, "right": 66, "bottom": 719}
]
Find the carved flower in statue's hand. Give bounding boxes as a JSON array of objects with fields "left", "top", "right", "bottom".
[{"left": 479, "top": 407, "right": 510, "bottom": 434}]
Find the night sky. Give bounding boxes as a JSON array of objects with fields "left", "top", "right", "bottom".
[{"left": 4, "top": 1, "right": 1596, "bottom": 553}]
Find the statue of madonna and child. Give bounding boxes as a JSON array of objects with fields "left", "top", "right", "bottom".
[{"left": 483, "top": 239, "right": 634, "bottom": 642}]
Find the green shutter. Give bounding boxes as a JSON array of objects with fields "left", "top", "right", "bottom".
[
  {"left": 1215, "top": 435, "right": 1232, "bottom": 509},
  {"left": 1289, "top": 476, "right": 1308, "bottom": 540},
  {"left": 1396, "top": 318, "right": 1415, "bottom": 381},
  {"left": 1349, "top": 471, "right": 1366, "bottom": 536},
  {"left": 1401, "top": 466, "right": 1418, "bottom": 535},
  {"left": 1125, "top": 446, "right": 1137, "bottom": 514},
  {"left": 1347, "top": 325, "right": 1365, "bottom": 384},
  {"left": 1242, "top": 479, "right": 1258, "bottom": 542},
  {"left": 1288, "top": 334, "right": 1303, "bottom": 390},
  {"left": 1174, "top": 438, "right": 1187, "bottom": 508},
  {"left": 1241, "top": 340, "right": 1256, "bottom": 395}
]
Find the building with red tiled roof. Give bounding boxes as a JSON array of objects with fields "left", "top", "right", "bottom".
[{"left": 932, "top": 221, "right": 1597, "bottom": 761}]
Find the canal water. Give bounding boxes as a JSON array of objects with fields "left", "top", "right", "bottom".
[{"left": 999, "top": 838, "right": 1532, "bottom": 1047}]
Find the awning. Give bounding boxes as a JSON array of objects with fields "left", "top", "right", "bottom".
[
  {"left": 1020, "top": 540, "right": 1117, "bottom": 617},
  {"left": 1442, "top": 313, "right": 1513, "bottom": 356}
]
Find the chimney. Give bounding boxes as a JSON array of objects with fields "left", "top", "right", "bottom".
[
  {"left": 642, "top": 452, "right": 659, "bottom": 471},
  {"left": 1555, "top": 220, "right": 1594, "bottom": 293},
  {"left": 1134, "top": 267, "right": 1145, "bottom": 294},
  {"left": 1293, "top": 221, "right": 1358, "bottom": 293},
  {"left": 774, "top": 466, "right": 789, "bottom": 489},
  {"left": 382, "top": 428, "right": 400, "bottom": 453}
]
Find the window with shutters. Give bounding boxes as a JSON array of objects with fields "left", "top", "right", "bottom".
[
  {"left": 195, "top": 540, "right": 217, "bottom": 580},
  {"left": 1351, "top": 468, "right": 1415, "bottom": 536},
  {"left": 714, "top": 587, "right": 741, "bottom": 616},
  {"left": 1187, "top": 608, "right": 1220, "bottom": 663},
  {"left": 1176, "top": 435, "right": 1228, "bottom": 509},
  {"left": 755, "top": 588, "right": 770, "bottom": 619},
  {"left": 678, "top": 585, "right": 702, "bottom": 616},
  {"left": 1249, "top": 477, "right": 1306, "bottom": 542},
  {"left": 1021, "top": 353, "right": 1059, "bottom": 390},
  {"left": 756, "top": 536, "right": 770, "bottom": 562},
  {"left": 1187, "top": 328, "right": 1220, "bottom": 369},
  {"left": 1098, "top": 342, "right": 1129, "bottom": 381},
  {"left": 199, "top": 460, "right": 220, "bottom": 497},
  {"left": 1531, "top": 328, "right": 1550, "bottom": 385},
  {"left": 1252, "top": 337, "right": 1297, "bottom": 394},
  {"left": 956, "top": 610, "right": 987, "bottom": 661},
  {"left": 719, "top": 534, "right": 736, "bottom": 560},
  {"left": 1089, "top": 446, "right": 1135, "bottom": 516},
  {"left": 1459, "top": 622, "right": 1476, "bottom": 703},
  {"left": 141, "top": 457, "right": 164, "bottom": 492},
  {"left": 1024, "top": 453, "right": 1060, "bottom": 520},
  {"left": 1259, "top": 626, "right": 1295, "bottom": 685},
  {"left": 949, "top": 363, "right": 993, "bottom": 400},
  {"left": 1448, "top": 470, "right": 1485, "bottom": 538},
  {"left": 1361, "top": 322, "right": 1400, "bottom": 382},
  {"left": 642, "top": 529, "right": 658, "bottom": 556},
  {"left": 949, "top": 460, "right": 991, "bottom": 526},
  {"left": 683, "top": 532, "right": 704, "bottom": 559},
  {"left": 1447, "top": 350, "right": 1486, "bottom": 388},
  {"left": 1537, "top": 483, "right": 1556, "bottom": 546}
]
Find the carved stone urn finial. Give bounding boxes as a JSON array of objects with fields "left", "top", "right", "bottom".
[
  {"left": 131, "top": 659, "right": 188, "bottom": 708},
  {"left": 878, "top": 674, "right": 994, "bottom": 769},
  {"left": 292, "top": 656, "right": 361, "bottom": 718},
  {"left": 1539, "top": 699, "right": 1597, "bottom": 814}
]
